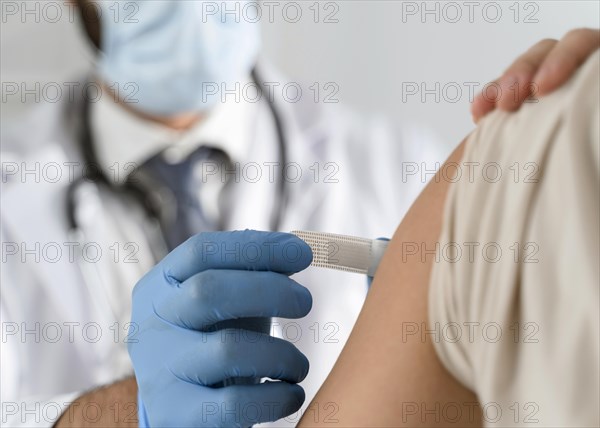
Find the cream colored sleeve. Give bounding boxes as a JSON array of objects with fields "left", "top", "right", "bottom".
[{"left": 429, "top": 51, "right": 599, "bottom": 427}]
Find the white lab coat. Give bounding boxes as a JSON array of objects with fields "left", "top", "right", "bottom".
[{"left": 0, "top": 64, "right": 447, "bottom": 427}]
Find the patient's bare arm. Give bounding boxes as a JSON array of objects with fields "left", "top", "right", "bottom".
[{"left": 299, "top": 141, "right": 481, "bottom": 427}]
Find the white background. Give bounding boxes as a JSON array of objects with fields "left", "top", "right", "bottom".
[{"left": 2, "top": 1, "right": 599, "bottom": 148}]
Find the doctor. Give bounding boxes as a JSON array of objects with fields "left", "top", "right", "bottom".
[{"left": 1, "top": 1, "right": 598, "bottom": 427}]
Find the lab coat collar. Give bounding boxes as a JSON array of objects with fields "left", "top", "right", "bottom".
[{"left": 91, "top": 78, "right": 255, "bottom": 183}]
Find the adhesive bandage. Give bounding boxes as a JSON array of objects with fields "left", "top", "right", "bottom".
[{"left": 291, "top": 231, "right": 389, "bottom": 276}]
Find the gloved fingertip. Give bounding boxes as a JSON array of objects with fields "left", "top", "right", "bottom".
[
  {"left": 297, "top": 239, "right": 314, "bottom": 266},
  {"left": 279, "top": 235, "right": 313, "bottom": 272},
  {"left": 294, "top": 285, "right": 313, "bottom": 316},
  {"left": 289, "top": 383, "right": 306, "bottom": 408},
  {"left": 300, "top": 352, "right": 310, "bottom": 382}
]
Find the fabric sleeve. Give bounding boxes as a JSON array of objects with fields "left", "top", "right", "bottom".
[{"left": 429, "top": 51, "right": 599, "bottom": 427}]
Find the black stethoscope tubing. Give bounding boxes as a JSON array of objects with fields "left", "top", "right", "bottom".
[{"left": 66, "top": 68, "right": 289, "bottom": 240}]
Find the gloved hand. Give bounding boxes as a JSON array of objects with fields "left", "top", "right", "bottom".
[{"left": 128, "top": 230, "right": 313, "bottom": 428}]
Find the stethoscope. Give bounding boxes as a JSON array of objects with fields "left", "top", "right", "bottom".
[{"left": 66, "top": 67, "right": 289, "bottom": 251}]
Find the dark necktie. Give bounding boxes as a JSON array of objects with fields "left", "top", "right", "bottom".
[{"left": 133, "top": 146, "right": 231, "bottom": 251}]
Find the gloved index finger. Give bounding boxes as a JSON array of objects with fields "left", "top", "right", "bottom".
[{"left": 160, "top": 230, "right": 313, "bottom": 283}]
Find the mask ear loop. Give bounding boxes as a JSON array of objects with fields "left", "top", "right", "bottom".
[
  {"left": 72, "top": 1, "right": 105, "bottom": 79},
  {"left": 75, "top": 0, "right": 102, "bottom": 49}
]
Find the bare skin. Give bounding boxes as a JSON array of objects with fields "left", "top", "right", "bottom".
[
  {"left": 54, "top": 378, "right": 138, "bottom": 427},
  {"left": 299, "top": 140, "right": 482, "bottom": 427},
  {"left": 471, "top": 28, "right": 600, "bottom": 122}
]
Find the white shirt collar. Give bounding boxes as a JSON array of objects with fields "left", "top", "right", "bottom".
[{"left": 91, "top": 81, "right": 255, "bottom": 181}]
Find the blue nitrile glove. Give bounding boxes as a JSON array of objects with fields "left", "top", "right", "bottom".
[{"left": 128, "top": 230, "right": 313, "bottom": 428}]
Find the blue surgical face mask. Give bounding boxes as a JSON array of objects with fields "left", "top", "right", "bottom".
[{"left": 96, "top": 1, "right": 260, "bottom": 116}]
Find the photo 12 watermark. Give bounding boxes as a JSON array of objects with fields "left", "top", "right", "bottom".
[
  {"left": 399, "top": 240, "right": 540, "bottom": 264},
  {"left": 400, "top": 400, "right": 540, "bottom": 424},
  {"left": 1, "top": 241, "right": 142, "bottom": 265},
  {"left": 401, "top": 80, "right": 540, "bottom": 105},
  {"left": 1, "top": 81, "right": 139, "bottom": 105},
  {"left": 400, "top": 321, "right": 540, "bottom": 345},
  {"left": 399, "top": 160, "right": 540, "bottom": 185},
  {"left": 400, "top": 1, "right": 541, "bottom": 24},
  {"left": 2, "top": 400, "right": 139, "bottom": 425}
]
